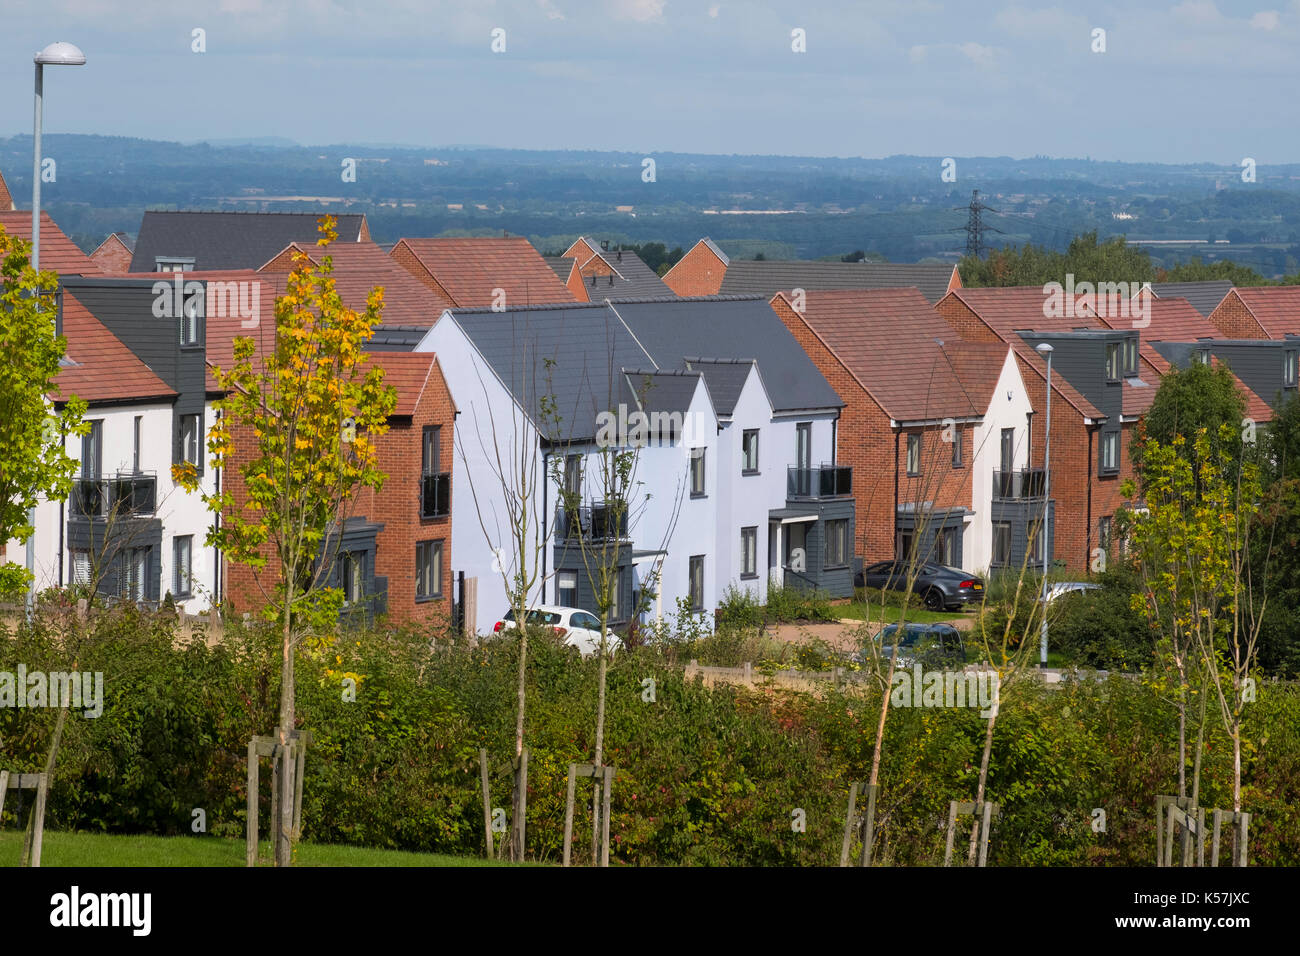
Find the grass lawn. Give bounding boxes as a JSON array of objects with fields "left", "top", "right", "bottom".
[
  {"left": 0, "top": 830, "right": 524, "bottom": 867},
  {"left": 832, "top": 601, "right": 968, "bottom": 625}
]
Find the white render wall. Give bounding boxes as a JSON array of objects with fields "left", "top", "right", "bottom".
[
  {"left": 967, "top": 349, "right": 1034, "bottom": 574},
  {"left": 11, "top": 400, "right": 217, "bottom": 613}
]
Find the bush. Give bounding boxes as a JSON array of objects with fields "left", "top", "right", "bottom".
[{"left": 764, "top": 584, "right": 835, "bottom": 623}]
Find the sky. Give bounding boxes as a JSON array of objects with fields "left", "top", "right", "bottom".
[{"left": 0, "top": 0, "right": 1297, "bottom": 163}]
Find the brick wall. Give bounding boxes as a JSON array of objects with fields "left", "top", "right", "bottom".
[
  {"left": 1208, "top": 291, "right": 1268, "bottom": 339},
  {"left": 221, "top": 361, "right": 455, "bottom": 626},
  {"left": 771, "top": 294, "right": 975, "bottom": 564},
  {"left": 663, "top": 241, "right": 726, "bottom": 297},
  {"left": 89, "top": 236, "right": 133, "bottom": 274}
]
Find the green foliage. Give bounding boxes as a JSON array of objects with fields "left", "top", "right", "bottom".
[
  {"left": 3, "top": 605, "right": 1299, "bottom": 865},
  {"left": 1134, "top": 362, "right": 1248, "bottom": 486},
  {"left": 0, "top": 225, "right": 89, "bottom": 553},
  {"left": 1156, "top": 258, "right": 1274, "bottom": 286},
  {"left": 715, "top": 583, "right": 765, "bottom": 630},
  {"left": 764, "top": 584, "right": 835, "bottom": 623},
  {"left": 959, "top": 231, "right": 1154, "bottom": 288},
  {"left": 1048, "top": 567, "right": 1153, "bottom": 670},
  {"left": 1263, "top": 392, "right": 1300, "bottom": 486}
]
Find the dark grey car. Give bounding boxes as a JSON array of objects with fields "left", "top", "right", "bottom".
[{"left": 853, "top": 561, "right": 985, "bottom": 612}]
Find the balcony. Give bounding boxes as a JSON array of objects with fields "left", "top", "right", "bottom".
[
  {"left": 992, "top": 468, "right": 1048, "bottom": 501},
  {"left": 557, "top": 500, "right": 629, "bottom": 541},
  {"left": 420, "top": 472, "right": 451, "bottom": 519},
  {"left": 71, "top": 474, "right": 157, "bottom": 519},
  {"left": 787, "top": 465, "right": 852, "bottom": 500}
]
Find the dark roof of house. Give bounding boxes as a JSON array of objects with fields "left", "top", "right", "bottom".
[
  {"left": 683, "top": 358, "right": 757, "bottom": 416},
  {"left": 612, "top": 297, "right": 843, "bottom": 413},
  {"left": 583, "top": 249, "right": 673, "bottom": 300},
  {"left": 719, "top": 260, "right": 956, "bottom": 303},
  {"left": 0, "top": 212, "right": 102, "bottom": 274},
  {"left": 129, "top": 210, "right": 368, "bottom": 272},
  {"left": 1151, "top": 280, "right": 1234, "bottom": 317},
  {"left": 624, "top": 369, "right": 705, "bottom": 418},
  {"left": 544, "top": 256, "right": 576, "bottom": 281}
]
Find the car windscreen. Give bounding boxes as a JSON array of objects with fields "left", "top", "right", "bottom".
[
  {"left": 879, "top": 626, "right": 923, "bottom": 648},
  {"left": 525, "top": 610, "right": 562, "bottom": 625}
]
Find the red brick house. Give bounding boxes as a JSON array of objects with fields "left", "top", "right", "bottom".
[
  {"left": 88, "top": 233, "right": 135, "bottom": 274},
  {"left": 662, "top": 238, "right": 731, "bottom": 296}
]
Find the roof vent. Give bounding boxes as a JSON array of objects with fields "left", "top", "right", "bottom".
[{"left": 600, "top": 240, "right": 609, "bottom": 251}]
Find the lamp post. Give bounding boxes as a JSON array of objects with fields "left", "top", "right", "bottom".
[
  {"left": 1035, "top": 342, "right": 1054, "bottom": 667},
  {"left": 25, "top": 41, "right": 86, "bottom": 620}
]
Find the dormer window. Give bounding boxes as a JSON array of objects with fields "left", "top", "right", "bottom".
[
  {"left": 180, "top": 296, "right": 201, "bottom": 347},
  {"left": 1285, "top": 349, "right": 1297, "bottom": 390},
  {"left": 155, "top": 256, "right": 194, "bottom": 273},
  {"left": 1105, "top": 342, "right": 1121, "bottom": 382},
  {"left": 1123, "top": 336, "right": 1138, "bottom": 376},
  {"left": 1193, "top": 348, "right": 1211, "bottom": 366}
]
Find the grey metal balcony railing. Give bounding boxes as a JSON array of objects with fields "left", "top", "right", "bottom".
[
  {"left": 71, "top": 474, "right": 157, "bottom": 519},
  {"left": 557, "top": 500, "right": 630, "bottom": 541},
  {"left": 787, "top": 464, "right": 852, "bottom": 500},
  {"left": 992, "top": 468, "right": 1048, "bottom": 501},
  {"left": 420, "top": 472, "right": 451, "bottom": 519}
]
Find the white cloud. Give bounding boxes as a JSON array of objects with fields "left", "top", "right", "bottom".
[
  {"left": 1251, "top": 10, "right": 1280, "bottom": 29},
  {"left": 708, "top": 3, "right": 720, "bottom": 17},
  {"left": 613, "top": 0, "right": 666, "bottom": 22},
  {"left": 959, "top": 41, "right": 998, "bottom": 69}
]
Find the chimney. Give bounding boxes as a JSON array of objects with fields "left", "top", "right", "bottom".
[{"left": 600, "top": 240, "right": 609, "bottom": 251}]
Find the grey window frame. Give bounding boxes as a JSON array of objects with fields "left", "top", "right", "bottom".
[
  {"left": 690, "top": 447, "right": 706, "bottom": 498},
  {"left": 992, "top": 522, "right": 1011, "bottom": 566},
  {"left": 1100, "top": 430, "right": 1120, "bottom": 474},
  {"left": 906, "top": 433, "right": 921, "bottom": 476},
  {"left": 180, "top": 413, "right": 201, "bottom": 467},
  {"left": 689, "top": 555, "right": 704, "bottom": 611},
  {"left": 82, "top": 420, "right": 103, "bottom": 479},
  {"left": 740, "top": 526, "right": 758, "bottom": 577},
  {"left": 951, "top": 426, "right": 963, "bottom": 468},
  {"left": 173, "top": 535, "right": 193, "bottom": 597},
  {"left": 557, "top": 570, "right": 578, "bottom": 608},
  {"left": 1285, "top": 349, "right": 1298, "bottom": 390},
  {"left": 422, "top": 425, "right": 441, "bottom": 474},
  {"left": 742, "top": 429, "right": 759, "bottom": 474},
  {"left": 564, "top": 454, "right": 582, "bottom": 497},
  {"left": 824, "top": 519, "right": 848, "bottom": 569},
  {"left": 1105, "top": 342, "right": 1121, "bottom": 382},
  {"left": 416, "top": 539, "right": 443, "bottom": 601}
]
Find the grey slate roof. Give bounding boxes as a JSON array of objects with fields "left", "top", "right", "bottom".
[
  {"left": 1151, "top": 280, "right": 1235, "bottom": 317},
  {"left": 624, "top": 369, "right": 703, "bottom": 418},
  {"left": 544, "top": 256, "right": 576, "bottom": 281},
  {"left": 718, "top": 259, "right": 956, "bottom": 303},
  {"left": 683, "top": 358, "right": 756, "bottom": 416},
  {"left": 584, "top": 250, "right": 674, "bottom": 300},
  {"left": 130, "top": 210, "right": 368, "bottom": 272},
  {"left": 613, "top": 297, "right": 843, "bottom": 414}
]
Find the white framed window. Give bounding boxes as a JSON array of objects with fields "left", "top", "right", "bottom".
[
  {"left": 906, "top": 434, "right": 920, "bottom": 476},
  {"left": 416, "top": 540, "right": 442, "bottom": 601},
  {"left": 1101, "top": 431, "right": 1119, "bottom": 473},
  {"left": 557, "top": 570, "right": 578, "bottom": 608},
  {"left": 181, "top": 414, "right": 201, "bottom": 467}
]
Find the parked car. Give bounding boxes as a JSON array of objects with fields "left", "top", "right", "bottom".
[
  {"left": 856, "top": 622, "right": 966, "bottom": 668},
  {"left": 493, "top": 605, "right": 623, "bottom": 657},
  {"left": 853, "top": 561, "right": 984, "bottom": 611},
  {"left": 1043, "top": 582, "right": 1101, "bottom": 604}
]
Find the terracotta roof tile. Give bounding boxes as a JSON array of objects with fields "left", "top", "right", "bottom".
[
  {"left": 392, "top": 236, "right": 576, "bottom": 308},
  {"left": 0, "top": 211, "right": 102, "bottom": 275},
  {"left": 55, "top": 291, "right": 174, "bottom": 405},
  {"left": 365, "top": 351, "right": 440, "bottom": 417},
  {"left": 1232, "top": 287, "right": 1300, "bottom": 338}
]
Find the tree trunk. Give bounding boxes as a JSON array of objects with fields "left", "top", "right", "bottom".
[
  {"left": 511, "top": 612, "right": 528, "bottom": 862},
  {"left": 967, "top": 708, "right": 997, "bottom": 866},
  {"left": 276, "top": 577, "right": 296, "bottom": 868},
  {"left": 592, "top": 619, "right": 609, "bottom": 865}
]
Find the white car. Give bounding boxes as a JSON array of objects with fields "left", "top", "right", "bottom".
[{"left": 492, "top": 605, "right": 623, "bottom": 657}]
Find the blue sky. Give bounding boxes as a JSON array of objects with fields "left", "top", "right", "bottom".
[{"left": 1, "top": 0, "right": 1297, "bottom": 163}]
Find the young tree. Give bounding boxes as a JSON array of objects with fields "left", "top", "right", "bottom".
[
  {"left": 174, "top": 217, "right": 397, "bottom": 867},
  {"left": 0, "top": 226, "right": 88, "bottom": 599},
  {"left": 1133, "top": 362, "right": 1247, "bottom": 483}
]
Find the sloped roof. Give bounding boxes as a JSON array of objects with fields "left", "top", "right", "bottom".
[
  {"left": 683, "top": 358, "right": 757, "bottom": 417},
  {"left": 786, "top": 288, "right": 1006, "bottom": 422},
  {"left": 583, "top": 249, "right": 673, "bottom": 300},
  {"left": 366, "top": 351, "right": 442, "bottom": 417},
  {"left": 391, "top": 236, "right": 576, "bottom": 308},
  {"left": 1151, "top": 280, "right": 1233, "bottom": 317},
  {"left": 544, "top": 256, "right": 577, "bottom": 280},
  {"left": 198, "top": 272, "right": 278, "bottom": 393},
  {"left": 130, "top": 210, "right": 367, "bottom": 272},
  {"left": 92, "top": 232, "right": 135, "bottom": 255},
  {"left": 55, "top": 291, "right": 175, "bottom": 405},
  {"left": 720, "top": 260, "right": 956, "bottom": 303},
  {"left": 0, "top": 167, "right": 13, "bottom": 210},
  {"left": 612, "top": 297, "right": 843, "bottom": 414},
  {"left": 258, "top": 241, "right": 442, "bottom": 328},
  {"left": 1230, "top": 287, "right": 1300, "bottom": 338},
  {"left": 624, "top": 369, "right": 706, "bottom": 419},
  {"left": 0, "top": 212, "right": 102, "bottom": 275}
]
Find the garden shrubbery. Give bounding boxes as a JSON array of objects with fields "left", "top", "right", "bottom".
[{"left": 1, "top": 601, "right": 1297, "bottom": 865}]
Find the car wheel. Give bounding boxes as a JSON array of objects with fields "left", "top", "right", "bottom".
[{"left": 924, "top": 588, "right": 944, "bottom": 612}]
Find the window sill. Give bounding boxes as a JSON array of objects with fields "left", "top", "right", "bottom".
[
  {"left": 742, "top": 470, "right": 760, "bottom": 477},
  {"left": 690, "top": 493, "right": 707, "bottom": 499},
  {"left": 415, "top": 595, "right": 444, "bottom": 604},
  {"left": 739, "top": 573, "right": 759, "bottom": 580}
]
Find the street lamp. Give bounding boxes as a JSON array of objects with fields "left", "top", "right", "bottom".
[
  {"left": 26, "top": 41, "right": 86, "bottom": 619},
  {"left": 1035, "top": 342, "right": 1054, "bottom": 667}
]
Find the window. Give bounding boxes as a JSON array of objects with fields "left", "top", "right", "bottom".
[
  {"left": 563, "top": 454, "right": 582, "bottom": 497},
  {"left": 82, "top": 420, "right": 103, "bottom": 479},
  {"left": 180, "top": 414, "right": 201, "bottom": 467},
  {"left": 795, "top": 422, "right": 812, "bottom": 471},
  {"left": 1286, "top": 350, "right": 1298, "bottom": 390},
  {"left": 124, "top": 547, "right": 149, "bottom": 602},
  {"left": 422, "top": 425, "right": 442, "bottom": 474},
  {"left": 1105, "top": 342, "right": 1121, "bottom": 381},
  {"left": 557, "top": 570, "right": 578, "bottom": 608},
  {"left": 824, "top": 519, "right": 848, "bottom": 568},
  {"left": 173, "top": 536, "right": 193, "bottom": 597},
  {"left": 992, "top": 522, "right": 1011, "bottom": 566},
  {"left": 340, "top": 551, "right": 364, "bottom": 605},
  {"left": 155, "top": 256, "right": 194, "bottom": 273},
  {"left": 416, "top": 540, "right": 443, "bottom": 601},
  {"left": 1099, "top": 516, "right": 1112, "bottom": 552},
  {"left": 1124, "top": 336, "right": 1138, "bottom": 376},
  {"left": 906, "top": 434, "right": 921, "bottom": 476},
  {"left": 70, "top": 549, "right": 90, "bottom": 586},
  {"left": 180, "top": 295, "right": 201, "bottom": 347},
  {"left": 742, "top": 429, "right": 759, "bottom": 474},
  {"left": 1028, "top": 518, "right": 1046, "bottom": 565},
  {"left": 741, "top": 527, "right": 758, "bottom": 577},
  {"left": 609, "top": 568, "right": 624, "bottom": 622},
  {"left": 689, "top": 555, "right": 704, "bottom": 611},
  {"left": 1101, "top": 431, "right": 1119, "bottom": 474},
  {"left": 690, "top": 448, "right": 706, "bottom": 497},
  {"left": 133, "top": 416, "right": 143, "bottom": 473},
  {"left": 933, "top": 527, "right": 956, "bottom": 566},
  {"left": 951, "top": 427, "right": 963, "bottom": 468},
  {"left": 897, "top": 529, "right": 914, "bottom": 563},
  {"left": 1194, "top": 348, "right": 1211, "bottom": 366}
]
